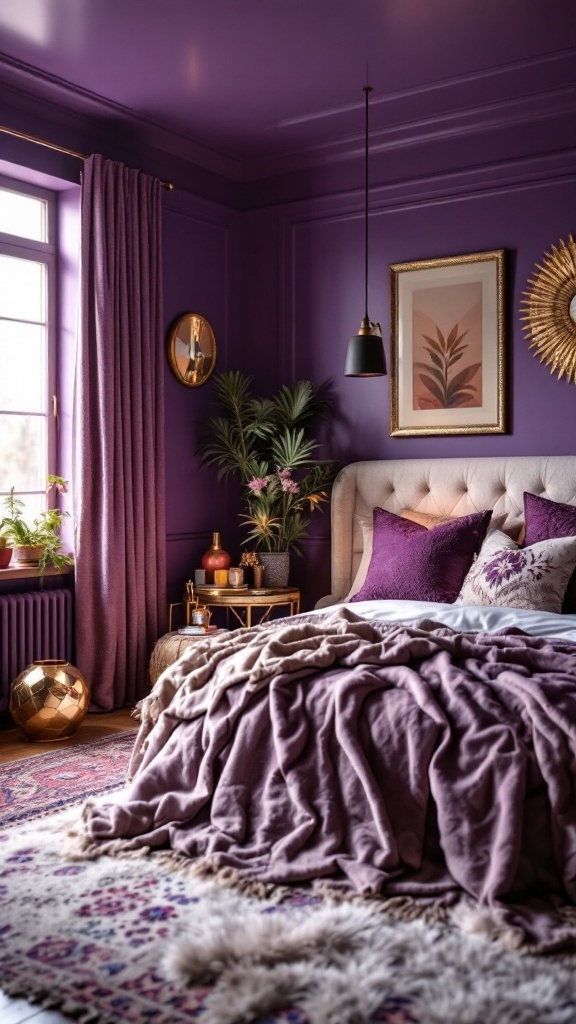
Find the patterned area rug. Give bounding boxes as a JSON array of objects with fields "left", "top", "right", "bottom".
[
  {"left": 0, "top": 731, "right": 136, "bottom": 828},
  {"left": 0, "top": 806, "right": 575, "bottom": 1024}
]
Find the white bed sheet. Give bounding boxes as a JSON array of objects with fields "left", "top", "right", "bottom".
[{"left": 307, "top": 599, "right": 576, "bottom": 642}]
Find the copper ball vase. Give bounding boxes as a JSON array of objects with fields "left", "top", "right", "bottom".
[{"left": 10, "top": 659, "right": 89, "bottom": 742}]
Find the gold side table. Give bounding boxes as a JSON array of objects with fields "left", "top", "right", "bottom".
[
  {"left": 167, "top": 600, "right": 197, "bottom": 632},
  {"left": 194, "top": 586, "right": 300, "bottom": 629}
]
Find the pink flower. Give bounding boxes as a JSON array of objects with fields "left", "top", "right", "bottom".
[
  {"left": 277, "top": 468, "right": 292, "bottom": 480},
  {"left": 248, "top": 477, "right": 268, "bottom": 492},
  {"left": 46, "top": 474, "right": 68, "bottom": 494},
  {"left": 282, "top": 478, "right": 299, "bottom": 494}
]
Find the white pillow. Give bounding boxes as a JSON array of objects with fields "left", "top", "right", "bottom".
[{"left": 456, "top": 529, "right": 576, "bottom": 613}]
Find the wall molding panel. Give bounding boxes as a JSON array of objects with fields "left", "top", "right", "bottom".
[{"left": 1, "top": 48, "right": 574, "bottom": 202}]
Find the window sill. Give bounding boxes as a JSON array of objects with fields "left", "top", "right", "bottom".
[{"left": 0, "top": 564, "right": 74, "bottom": 581}]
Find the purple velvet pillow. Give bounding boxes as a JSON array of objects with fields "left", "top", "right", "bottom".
[
  {"left": 350, "top": 507, "right": 492, "bottom": 604},
  {"left": 523, "top": 492, "right": 576, "bottom": 613}
]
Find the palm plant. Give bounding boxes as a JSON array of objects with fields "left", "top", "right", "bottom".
[{"left": 198, "top": 372, "right": 337, "bottom": 554}]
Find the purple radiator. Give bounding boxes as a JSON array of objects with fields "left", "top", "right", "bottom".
[{"left": 0, "top": 589, "right": 73, "bottom": 713}]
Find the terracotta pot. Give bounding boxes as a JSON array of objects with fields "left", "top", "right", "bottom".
[
  {"left": 10, "top": 660, "right": 89, "bottom": 742},
  {"left": 0, "top": 546, "right": 12, "bottom": 569},
  {"left": 14, "top": 544, "right": 45, "bottom": 566}
]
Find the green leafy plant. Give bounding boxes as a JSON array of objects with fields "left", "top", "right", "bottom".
[
  {"left": 415, "top": 322, "right": 480, "bottom": 409},
  {"left": 198, "top": 371, "right": 337, "bottom": 554},
  {"left": 0, "top": 475, "right": 73, "bottom": 572}
]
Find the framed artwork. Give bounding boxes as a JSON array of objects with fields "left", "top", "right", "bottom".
[
  {"left": 167, "top": 312, "right": 217, "bottom": 387},
  {"left": 390, "top": 250, "right": 506, "bottom": 436}
]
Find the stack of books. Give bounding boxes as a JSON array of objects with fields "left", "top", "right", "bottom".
[{"left": 178, "top": 625, "right": 222, "bottom": 636}]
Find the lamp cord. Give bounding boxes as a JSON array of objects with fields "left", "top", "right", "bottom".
[{"left": 363, "top": 84, "right": 372, "bottom": 322}]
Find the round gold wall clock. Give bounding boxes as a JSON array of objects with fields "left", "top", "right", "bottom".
[
  {"left": 520, "top": 234, "right": 576, "bottom": 384},
  {"left": 167, "top": 312, "right": 217, "bottom": 387}
]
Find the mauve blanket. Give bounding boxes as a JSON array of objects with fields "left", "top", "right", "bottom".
[{"left": 83, "top": 608, "right": 576, "bottom": 950}]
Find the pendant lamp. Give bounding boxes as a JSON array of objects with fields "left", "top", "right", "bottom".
[{"left": 344, "top": 85, "right": 387, "bottom": 377}]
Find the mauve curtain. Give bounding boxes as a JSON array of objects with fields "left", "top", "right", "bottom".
[{"left": 75, "top": 154, "right": 166, "bottom": 710}]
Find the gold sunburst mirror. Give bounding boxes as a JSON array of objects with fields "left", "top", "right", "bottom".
[{"left": 520, "top": 234, "right": 576, "bottom": 384}]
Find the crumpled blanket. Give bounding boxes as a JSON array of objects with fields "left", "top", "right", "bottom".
[{"left": 82, "top": 607, "right": 576, "bottom": 951}]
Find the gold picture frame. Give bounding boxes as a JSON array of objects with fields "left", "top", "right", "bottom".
[
  {"left": 167, "top": 312, "right": 216, "bottom": 388},
  {"left": 520, "top": 234, "right": 576, "bottom": 384},
  {"left": 390, "top": 249, "right": 506, "bottom": 436}
]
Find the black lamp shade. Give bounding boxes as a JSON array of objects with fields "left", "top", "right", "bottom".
[
  {"left": 344, "top": 332, "right": 387, "bottom": 376},
  {"left": 345, "top": 86, "right": 387, "bottom": 379}
]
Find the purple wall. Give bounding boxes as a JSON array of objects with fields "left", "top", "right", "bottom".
[
  {"left": 161, "top": 190, "right": 241, "bottom": 600},
  {"left": 1, "top": 33, "right": 574, "bottom": 612},
  {"left": 238, "top": 164, "right": 576, "bottom": 606},
  {"left": 238, "top": 133, "right": 575, "bottom": 607}
]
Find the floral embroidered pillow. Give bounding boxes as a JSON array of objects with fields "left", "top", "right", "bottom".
[{"left": 456, "top": 529, "right": 576, "bottom": 612}]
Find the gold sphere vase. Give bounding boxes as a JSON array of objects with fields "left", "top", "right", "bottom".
[{"left": 10, "top": 660, "right": 89, "bottom": 742}]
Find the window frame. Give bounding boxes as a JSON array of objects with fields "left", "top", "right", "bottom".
[{"left": 0, "top": 174, "right": 58, "bottom": 514}]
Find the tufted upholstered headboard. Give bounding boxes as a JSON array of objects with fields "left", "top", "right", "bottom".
[{"left": 318, "top": 455, "right": 576, "bottom": 607}]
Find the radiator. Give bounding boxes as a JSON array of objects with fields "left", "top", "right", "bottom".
[{"left": 0, "top": 589, "right": 73, "bottom": 713}]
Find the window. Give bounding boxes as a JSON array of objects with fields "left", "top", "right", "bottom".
[{"left": 0, "top": 177, "right": 57, "bottom": 522}]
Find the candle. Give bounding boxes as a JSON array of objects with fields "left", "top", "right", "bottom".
[
  {"left": 214, "top": 568, "right": 229, "bottom": 586},
  {"left": 228, "top": 567, "right": 244, "bottom": 588}
]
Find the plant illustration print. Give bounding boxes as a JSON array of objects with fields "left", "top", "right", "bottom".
[{"left": 414, "top": 322, "right": 481, "bottom": 409}]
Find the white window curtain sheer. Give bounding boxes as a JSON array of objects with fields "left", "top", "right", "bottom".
[{"left": 74, "top": 154, "right": 166, "bottom": 709}]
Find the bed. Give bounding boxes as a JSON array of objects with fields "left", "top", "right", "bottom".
[{"left": 82, "top": 455, "right": 576, "bottom": 956}]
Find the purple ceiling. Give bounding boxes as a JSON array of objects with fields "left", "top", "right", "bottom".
[{"left": 0, "top": 0, "right": 574, "bottom": 180}]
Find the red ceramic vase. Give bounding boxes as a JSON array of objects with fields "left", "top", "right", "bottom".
[{"left": 201, "top": 532, "right": 231, "bottom": 583}]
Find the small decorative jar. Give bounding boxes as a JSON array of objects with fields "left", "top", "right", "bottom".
[
  {"left": 213, "top": 568, "right": 229, "bottom": 586},
  {"left": 201, "top": 532, "right": 231, "bottom": 584},
  {"left": 228, "top": 567, "right": 244, "bottom": 588},
  {"left": 191, "top": 607, "right": 212, "bottom": 627}
]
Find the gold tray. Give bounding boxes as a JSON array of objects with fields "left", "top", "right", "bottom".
[{"left": 195, "top": 585, "right": 249, "bottom": 595}]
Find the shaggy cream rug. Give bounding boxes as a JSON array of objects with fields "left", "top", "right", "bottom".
[
  {"left": 164, "top": 901, "right": 576, "bottom": 1024},
  {"left": 1, "top": 805, "right": 575, "bottom": 1024}
]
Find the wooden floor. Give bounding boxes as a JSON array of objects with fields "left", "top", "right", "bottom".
[
  {"left": 1, "top": 708, "right": 139, "bottom": 1022},
  {"left": 0, "top": 707, "right": 138, "bottom": 763}
]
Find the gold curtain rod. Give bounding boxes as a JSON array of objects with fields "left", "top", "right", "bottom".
[{"left": 0, "top": 124, "right": 175, "bottom": 190}]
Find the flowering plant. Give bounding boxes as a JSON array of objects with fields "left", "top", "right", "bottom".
[
  {"left": 0, "top": 475, "right": 73, "bottom": 572},
  {"left": 199, "top": 372, "right": 337, "bottom": 554}
]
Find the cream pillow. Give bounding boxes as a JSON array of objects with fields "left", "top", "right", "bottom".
[
  {"left": 456, "top": 529, "right": 576, "bottom": 612},
  {"left": 346, "top": 514, "right": 374, "bottom": 599}
]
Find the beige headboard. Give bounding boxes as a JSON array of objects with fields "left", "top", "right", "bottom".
[{"left": 319, "top": 455, "right": 576, "bottom": 607}]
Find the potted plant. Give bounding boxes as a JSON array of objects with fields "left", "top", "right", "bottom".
[
  {"left": 0, "top": 475, "right": 74, "bottom": 573},
  {"left": 0, "top": 534, "right": 12, "bottom": 570},
  {"left": 198, "top": 372, "right": 337, "bottom": 584}
]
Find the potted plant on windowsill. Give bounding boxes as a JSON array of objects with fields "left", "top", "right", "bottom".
[
  {"left": 0, "top": 534, "right": 13, "bottom": 570},
  {"left": 198, "top": 372, "right": 337, "bottom": 586},
  {"left": 0, "top": 475, "right": 74, "bottom": 574}
]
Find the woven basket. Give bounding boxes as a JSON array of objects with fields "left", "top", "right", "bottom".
[{"left": 148, "top": 631, "right": 206, "bottom": 685}]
